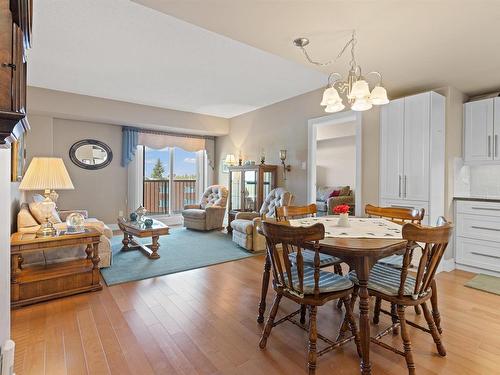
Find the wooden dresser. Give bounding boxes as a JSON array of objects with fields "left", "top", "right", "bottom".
[{"left": 10, "top": 229, "right": 102, "bottom": 308}]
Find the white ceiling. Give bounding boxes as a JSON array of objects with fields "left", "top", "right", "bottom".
[
  {"left": 27, "top": 0, "right": 326, "bottom": 118},
  {"left": 133, "top": 0, "right": 500, "bottom": 98}
]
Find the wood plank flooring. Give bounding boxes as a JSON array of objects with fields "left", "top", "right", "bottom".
[{"left": 11, "top": 255, "right": 500, "bottom": 375}]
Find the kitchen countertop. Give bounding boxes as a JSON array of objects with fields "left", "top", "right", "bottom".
[{"left": 454, "top": 196, "right": 500, "bottom": 203}]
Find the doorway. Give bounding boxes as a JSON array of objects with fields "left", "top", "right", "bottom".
[{"left": 307, "top": 111, "right": 362, "bottom": 217}]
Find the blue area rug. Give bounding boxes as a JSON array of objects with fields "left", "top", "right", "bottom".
[{"left": 100, "top": 227, "right": 258, "bottom": 286}]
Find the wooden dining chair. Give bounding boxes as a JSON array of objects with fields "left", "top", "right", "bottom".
[
  {"left": 344, "top": 217, "right": 452, "bottom": 374},
  {"left": 259, "top": 221, "right": 361, "bottom": 375},
  {"left": 365, "top": 204, "right": 427, "bottom": 320},
  {"left": 276, "top": 204, "right": 345, "bottom": 317}
]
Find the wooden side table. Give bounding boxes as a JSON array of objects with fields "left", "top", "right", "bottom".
[{"left": 10, "top": 229, "right": 102, "bottom": 308}]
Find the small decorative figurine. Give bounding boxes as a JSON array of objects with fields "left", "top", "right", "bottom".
[
  {"left": 129, "top": 212, "right": 138, "bottom": 222},
  {"left": 135, "top": 205, "right": 147, "bottom": 223},
  {"left": 144, "top": 218, "right": 153, "bottom": 228}
]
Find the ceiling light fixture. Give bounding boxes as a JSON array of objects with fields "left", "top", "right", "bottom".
[{"left": 293, "top": 30, "right": 389, "bottom": 113}]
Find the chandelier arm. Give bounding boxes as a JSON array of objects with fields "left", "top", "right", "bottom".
[
  {"left": 327, "top": 72, "right": 342, "bottom": 87},
  {"left": 366, "top": 71, "right": 383, "bottom": 85},
  {"left": 298, "top": 46, "right": 332, "bottom": 66}
]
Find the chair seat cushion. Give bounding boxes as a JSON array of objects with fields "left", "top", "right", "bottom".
[
  {"left": 349, "top": 263, "right": 417, "bottom": 298},
  {"left": 288, "top": 250, "right": 342, "bottom": 267},
  {"left": 377, "top": 254, "right": 404, "bottom": 268},
  {"left": 230, "top": 219, "right": 253, "bottom": 234},
  {"left": 181, "top": 209, "right": 206, "bottom": 219},
  {"left": 284, "top": 266, "right": 353, "bottom": 294}
]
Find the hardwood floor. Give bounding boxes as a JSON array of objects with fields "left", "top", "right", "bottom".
[{"left": 11, "top": 255, "right": 500, "bottom": 375}]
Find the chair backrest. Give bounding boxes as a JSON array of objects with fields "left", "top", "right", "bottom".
[
  {"left": 259, "top": 188, "right": 292, "bottom": 218},
  {"left": 365, "top": 204, "right": 424, "bottom": 225},
  {"left": 276, "top": 203, "right": 317, "bottom": 221},
  {"left": 260, "top": 220, "right": 325, "bottom": 297},
  {"left": 398, "top": 217, "right": 453, "bottom": 300},
  {"left": 200, "top": 185, "right": 228, "bottom": 209}
]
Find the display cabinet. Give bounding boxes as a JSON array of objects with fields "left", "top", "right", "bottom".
[{"left": 227, "top": 164, "right": 277, "bottom": 230}]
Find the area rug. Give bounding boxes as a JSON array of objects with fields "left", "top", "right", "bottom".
[
  {"left": 100, "top": 227, "right": 258, "bottom": 286},
  {"left": 464, "top": 274, "right": 500, "bottom": 295}
]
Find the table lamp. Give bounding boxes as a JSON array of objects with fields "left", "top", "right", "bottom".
[{"left": 19, "top": 157, "right": 74, "bottom": 237}]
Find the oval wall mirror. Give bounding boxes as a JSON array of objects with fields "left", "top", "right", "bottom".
[{"left": 69, "top": 139, "right": 113, "bottom": 170}]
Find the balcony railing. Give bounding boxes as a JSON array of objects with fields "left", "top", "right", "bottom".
[{"left": 143, "top": 179, "right": 197, "bottom": 214}]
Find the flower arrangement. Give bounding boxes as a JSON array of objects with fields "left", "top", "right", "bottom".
[{"left": 333, "top": 204, "right": 350, "bottom": 215}]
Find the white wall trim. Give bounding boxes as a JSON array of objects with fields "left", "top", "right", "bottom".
[
  {"left": 307, "top": 111, "right": 363, "bottom": 217},
  {"left": 456, "top": 263, "right": 500, "bottom": 277},
  {"left": 437, "top": 258, "right": 456, "bottom": 273}
]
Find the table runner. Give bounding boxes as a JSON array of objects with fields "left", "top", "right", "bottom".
[{"left": 289, "top": 217, "right": 403, "bottom": 239}]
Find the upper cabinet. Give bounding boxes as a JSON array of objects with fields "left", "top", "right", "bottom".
[
  {"left": 379, "top": 91, "right": 445, "bottom": 225},
  {"left": 0, "top": 0, "right": 32, "bottom": 146},
  {"left": 464, "top": 98, "right": 500, "bottom": 163}
]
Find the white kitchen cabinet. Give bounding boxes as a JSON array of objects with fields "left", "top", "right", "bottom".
[
  {"left": 379, "top": 91, "right": 445, "bottom": 226},
  {"left": 464, "top": 98, "right": 494, "bottom": 162}
]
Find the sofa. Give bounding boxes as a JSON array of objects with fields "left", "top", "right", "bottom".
[
  {"left": 16, "top": 201, "right": 113, "bottom": 268},
  {"left": 181, "top": 185, "right": 228, "bottom": 231},
  {"left": 316, "top": 185, "right": 355, "bottom": 215},
  {"left": 230, "top": 188, "right": 292, "bottom": 252}
]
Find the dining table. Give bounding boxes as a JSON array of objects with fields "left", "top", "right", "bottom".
[{"left": 256, "top": 216, "right": 408, "bottom": 375}]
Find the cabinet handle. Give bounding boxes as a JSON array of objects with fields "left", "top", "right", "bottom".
[
  {"left": 496, "top": 135, "right": 498, "bottom": 158},
  {"left": 1, "top": 62, "right": 16, "bottom": 70},
  {"left": 471, "top": 225, "right": 500, "bottom": 232},
  {"left": 471, "top": 207, "right": 500, "bottom": 211},
  {"left": 488, "top": 135, "right": 492, "bottom": 157},
  {"left": 391, "top": 204, "right": 415, "bottom": 209},
  {"left": 398, "top": 175, "right": 402, "bottom": 197},
  {"left": 471, "top": 251, "right": 500, "bottom": 259}
]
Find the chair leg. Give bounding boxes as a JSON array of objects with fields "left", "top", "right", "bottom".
[
  {"left": 421, "top": 302, "right": 446, "bottom": 356},
  {"left": 334, "top": 264, "right": 344, "bottom": 310},
  {"left": 342, "top": 296, "right": 362, "bottom": 358},
  {"left": 373, "top": 297, "right": 382, "bottom": 324},
  {"left": 259, "top": 293, "right": 282, "bottom": 349},
  {"left": 307, "top": 305, "right": 318, "bottom": 375},
  {"left": 396, "top": 305, "right": 416, "bottom": 374},
  {"left": 391, "top": 303, "right": 399, "bottom": 335},
  {"left": 300, "top": 304, "right": 307, "bottom": 324},
  {"left": 337, "top": 287, "right": 358, "bottom": 341},
  {"left": 430, "top": 279, "right": 442, "bottom": 334},
  {"left": 414, "top": 305, "right": 422, "bottom": 315}
]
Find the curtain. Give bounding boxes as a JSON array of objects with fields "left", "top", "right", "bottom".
[
  {"left": 127, "top": 145, "right": 143, "bottom": 212},
  {"left": 121, "top": 127, "right": 139, "bottom": 167}
]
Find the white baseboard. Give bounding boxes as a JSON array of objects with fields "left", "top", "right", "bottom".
[
  {"left": 456, "top": 263, "right": 500, "bottom": 277},
  {"left": 437, "top": 258, "right": 455, "bottom": 273}
]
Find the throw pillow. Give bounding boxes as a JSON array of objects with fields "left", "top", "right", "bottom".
[
  {"left": 17, "top": 203, "right": 39, "bottom": 229},
  {"left": 339, "top": 186, "right": 351, "bottom": 196},
  {"left": 329, "top": 190, "right": 341, "bottom": 198},
  {"left": 29, "top": 201, "right": 62, "bottom": 224}
]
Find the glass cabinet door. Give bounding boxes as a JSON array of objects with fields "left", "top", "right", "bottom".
[
  {"left": 230, "top": 171, "right": 242, "bottom": 210},
  {"left": 244, "top": 170, "right": 258, "bottom": 211},
  {"left": 263, "top": 171, "right": 273, "bottom": 199}
]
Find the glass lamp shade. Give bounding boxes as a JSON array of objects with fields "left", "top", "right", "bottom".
[
  {"left": 320, "top": 87, "right": 341, "bottom": 106},
  {"left": 349, "top": 79, "right": 370, "bottom": 99},
  {"left": 225, "top": 154, "right": 236, "bottom": 165},
  {"left": 351, "top": 97, "right": 373, "bottom": 111},
  {"left": 325, "top": 101, "right": 346, "bottom": 113},
  {"left": 279, "top": 149, "right": 287, "bottom": 161},
  {"left": 66, "top": 212, "right": 85, "bottom": 233},
  {"left": 370, "top": 85, "right": 389, "bottom": 105}
]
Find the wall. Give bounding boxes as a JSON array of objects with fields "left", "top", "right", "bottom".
[
  {"left": 316, "top": 136, "right": 356, "bottom": 188},
  {"left": 0, "top": 148, "right": 11, "bottom": 345},
  {"left": 216, "top": 87, "right": 381, "bottom": 209},
  {"left": 23, "top": 116, "right": 127, "bottom": 224}
]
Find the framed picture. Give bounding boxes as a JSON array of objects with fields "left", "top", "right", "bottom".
[{"left": 11, "top": 133, "right": 26, "bottom": 182}]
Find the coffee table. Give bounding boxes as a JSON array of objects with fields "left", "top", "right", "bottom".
[{"left": 117, "top": 218, "right": 169, "bottom": 259}]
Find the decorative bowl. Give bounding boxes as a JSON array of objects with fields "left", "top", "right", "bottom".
[
  {"left": 144, "top": 218, "right": 153, "bottom": 228},
  {"left": 129, "top": 212, "right": 138, "bottom": 222}
]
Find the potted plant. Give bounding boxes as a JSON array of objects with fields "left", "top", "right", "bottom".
[{"left": 333, "top": 204, "right": 350, "bottom": 227}]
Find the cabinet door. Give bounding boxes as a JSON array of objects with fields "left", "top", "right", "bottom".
[
  {"left": 464, "top": 98, "right": 494, "bottom": 162},
  {"left": 494, "top": 98, "right": 500, "bottom": 160},
  {"left": 403, "top": 93, "right": 430, "bottom": 201},
  {"left": 380, "top": 98, "right": 404, "bottom": 199},
  {"left": 0, "top": 1, "right": 13, "bottom": 111}
]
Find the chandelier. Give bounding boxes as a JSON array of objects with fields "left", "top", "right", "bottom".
[{"left": 293, "top": 31, "right": 389, "bottom": 113}]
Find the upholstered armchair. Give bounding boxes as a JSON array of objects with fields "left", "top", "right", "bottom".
[
  {"left": 182, "top": 185, "right": 228, "bottom": 231},
  {"left": 230, "top": 188, "right": 293, "bottom": 251}
]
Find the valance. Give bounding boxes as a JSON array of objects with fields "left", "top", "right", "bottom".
[{"left": 121, "top": 127, "right": 215, "bottom": 169}]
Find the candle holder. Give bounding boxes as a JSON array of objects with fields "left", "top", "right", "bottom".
[{"left": 279, "top": 149, "right": 291, "bottom": 180}]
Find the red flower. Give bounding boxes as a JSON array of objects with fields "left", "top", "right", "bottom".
[{"left": 333, "top": 204, "right": 350, "bottom": 214}]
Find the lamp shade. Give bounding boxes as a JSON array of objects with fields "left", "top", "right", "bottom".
[
  {"left": 325, "top": 102, "right": 345, "bottom": 113},
  {"left": 351, "top": 98, "right": 373, "bottom": 112},
  {"left": 320, "top": 87, "right": 341, "bottom": 106},
  {"left": 224, "top": 154, "right": 236, "bottom": 165},
  {"left": 19, "top": 157, "right": 74, "bottom": 191},
  {"left": 349, "top": 79, "right": 370, "bottom": 99},
  {"left": 370, "top": 85, "right": 389, "bottom": 105}
]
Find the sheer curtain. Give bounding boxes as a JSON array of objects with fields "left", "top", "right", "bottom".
[{"left": 127, "top": 145, "right": 143, "bottom": 213}]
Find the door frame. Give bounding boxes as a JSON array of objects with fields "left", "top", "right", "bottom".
[{"left": 307, "top": 111, "right": 363, "bottom": 217}]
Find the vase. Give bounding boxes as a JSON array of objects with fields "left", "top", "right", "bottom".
[{"left": 337, "top": 213, "right": 350, "bottom": 227}]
